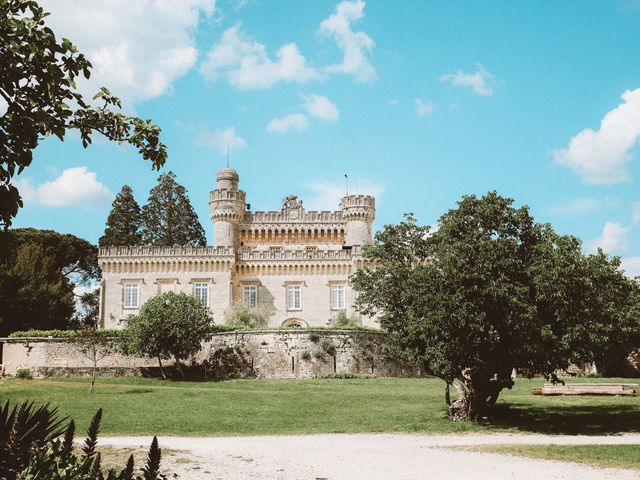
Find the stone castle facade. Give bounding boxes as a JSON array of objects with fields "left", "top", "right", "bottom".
[{"left": 98, "top": 167, "right": 376, "bottom": 329}]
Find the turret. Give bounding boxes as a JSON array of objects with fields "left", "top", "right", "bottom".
[
  {"left": 209, "top": 167, "right": 246, "bottom": 248},
  {"left": 340, "top": 194, "right": 375, "bottom": 246}
]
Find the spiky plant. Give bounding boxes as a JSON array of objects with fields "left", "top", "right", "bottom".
[{"left": 1, "top": 401, "right": 172, "bottom": 479}]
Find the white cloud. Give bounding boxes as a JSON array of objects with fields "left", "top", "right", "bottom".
[
  {"left": 318, "top": 0, "right": 375, "bottom": 82},
  {"left": 302, "top": 94, "right": 339, "bottom": 122},
  {"left": 632, "top": 201, "right": 640, "bottom": 224},
  {"left": 304, "top": 178, "right": 383, "bottom": 211},
  {"left": 440, "top": 63, "right": 495, "bottom": 96},
  {"left": 550, "top": 197, "right": 600, "bottom": 216},
  {"left": 196, "top": 127, "right": 247, "bottom": 153},
  {"left": 40, "top": 0, "right": 214, "bottom": 105},
  {"left": 621, "top": 257, "right": 640, "bottom": 278},
  {"left": 553, "top": 88, "right": 640, "bottom": 184},
  {"left": 414, "top": 98, "right": 435, "bottom": 117},
  {"left": 200, "top": 24, "right": 318, "bottom": 89},
  {"left": 266, "top": 114, "right": 309, "bottom": 134},
  {"left": 15, "top": 167, "right": 113, "bottom": 209},
  {"left": 585, "top": 221, "right": 629, "bottom": 254}
]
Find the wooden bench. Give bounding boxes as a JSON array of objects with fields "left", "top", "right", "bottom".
[{"left": 532, "top": 383, "right": 637, "bottom": 396}]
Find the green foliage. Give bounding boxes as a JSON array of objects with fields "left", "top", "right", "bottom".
[
  {"left": 99, "top": 185, "right": 143, "bottom": 247},
  {"left": 353, "top": 192, "right": 640, "bottom": 420},
  {"left": 320, "top": 339, "right": 336, "bottom": 356},
  {"left": 330, "top": 310, "right": 361, "bottom": 328},
  {"left": 0, "top": 1, "right": 167, "bottom": 228},
  {"left": 0, "top": 228, "right": 99, "bottom": 335},
  {"left": 71, "top": 328, "right": 115, "bottom": 394},
  {"left": 0, "top": 401, "right": 171, "bottom": 479},
  {"left": 308, "top": 332, "right": 320, "bottom": 343},
  {"left": 122, "top": 292, "right": 213, "bottom": 378},
  {"left": 224, "top": 301, "right": 269, "bottom": 328},
  {"left": 8, "top": 329, "right": 123, "bottom": 338},
  {"left": 300, "top": 350, "right": 312, "bottom": 361},
  {"left": 15, "top": 368, "right": 33, "bottom": 379},
  {"left": 313, "top": 351, "right": 325, "bottom": 361},
  {"left": 141, "top": 172, "right": 206, "bottom": 247}
]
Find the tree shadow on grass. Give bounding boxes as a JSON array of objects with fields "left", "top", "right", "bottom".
[{"left": 484, "top": 403, "right": 640, "bottom": 435}]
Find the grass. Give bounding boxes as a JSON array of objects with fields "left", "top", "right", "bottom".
[
  {"left": 469, "top": 444, "right": 640, "bottom": 471},
  {"left": 1, "top": 376, "right": 639, "bottom": 436}
]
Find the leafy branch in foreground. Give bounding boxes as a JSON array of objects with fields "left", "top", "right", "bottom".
[{"left": 0, "top": 0, "right": 167, "bottom": 228}]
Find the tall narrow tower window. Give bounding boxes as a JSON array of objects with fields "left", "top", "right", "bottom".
[
  {"left": 124, "top": 283, "right": 139, "bottom": 309},
  {"left": 243, "top": 285, "right": 258, "bottom": 308},
  {"left": 287, "top": 285, "right": 302, "bottom": 310},
  {"left": 331, "top": 284, "right": 346, "bottom": 310},
  {"left": 194, "top": 282, "right": 209, "bottom": 306}
]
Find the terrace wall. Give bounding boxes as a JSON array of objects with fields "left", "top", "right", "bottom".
[{"left": 0, "top": 330, "right": 418, "bottom": 379}]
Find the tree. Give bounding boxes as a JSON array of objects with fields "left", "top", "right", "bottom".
[
  {"left": 71, "top": 328, "right": 113, "bottom": 394},
  {"left": 99, "top": 185, "right": 143, "bottom": 246},
  {"left": 122, "top": 292, "right": 213, "bottom": 379},
  {"left": 141, "top": 172, "right": 206, "bottom": 246},
  {"left": 0, "top": 228, "right": 99, "bottom": 335},
  {"left": 352, "top": 192, "right": 640, "bottom": 421},
  {"left": 0, "top": 0, "right": 167, "bottom": 228}
]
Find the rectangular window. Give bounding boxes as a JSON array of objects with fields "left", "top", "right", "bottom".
[
  {"left": 287, "top": 285, "right": 302, "bottom": 310},
  {"left": 243, "top": 285, "right": 258, "bottom": 308},
  {"left": 124, "top": 283, "right": 139, "bottom": 308},
  {"left": 331, "top": 284, "right": 346, "bottom": 310},
  {"left": 194, "top": 282, "right": 209, "bottom": 306}
]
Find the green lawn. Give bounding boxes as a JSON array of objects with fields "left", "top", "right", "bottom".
[
  {"left": 1, "top": 376, "right": 639, "bottom": 436},
  {"left": 470, "top": 444, "right": 640, "bottom": 471}
]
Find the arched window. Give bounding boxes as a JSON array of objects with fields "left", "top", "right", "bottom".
[{"left": 282, "top": 318, "right": 307, "bottom": 328}]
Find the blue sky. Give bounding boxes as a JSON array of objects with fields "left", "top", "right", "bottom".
[{"left": 10, "top": 0, "right": 640, "bottom": 275}]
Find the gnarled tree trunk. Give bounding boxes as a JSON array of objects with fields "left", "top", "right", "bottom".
[{"left": 446, "top": 374, "right": 514, "bottom": 421}]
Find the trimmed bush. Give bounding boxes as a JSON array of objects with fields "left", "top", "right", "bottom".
[
  {"left": 308, "top": 332, "right": 320, "bottom": 343},
  {"left": 300, "top": 350, "right": 312, "bottom": 361},
  {"left": 224, "top": 301, "right": 270, "bottom": 329},
  {"left": 15, "top": 368, "right": 33, "bottom": 379}
]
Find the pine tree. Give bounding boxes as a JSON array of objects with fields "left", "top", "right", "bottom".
[
  {"left": 99, "top": 185, "right": 143, "bottom": 246},
  {"left": 141, "top": 172, "right": 206, "bottom": 246}
]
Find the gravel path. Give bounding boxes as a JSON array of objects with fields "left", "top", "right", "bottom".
[{"left": 101, "top": 433, "right": 640, "bottom": 480}]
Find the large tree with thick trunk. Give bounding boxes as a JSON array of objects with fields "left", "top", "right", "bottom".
[{"left": 352, "top": 192, "right": 640, "bottom": 420}]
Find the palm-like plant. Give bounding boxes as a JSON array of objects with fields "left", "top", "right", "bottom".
[{"left": 0, "top": 401, "right": 172, "bottom": 480}]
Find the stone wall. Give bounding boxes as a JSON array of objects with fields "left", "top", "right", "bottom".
[{"left": 0, "top": 330, "right": 417, "bottom": 379}]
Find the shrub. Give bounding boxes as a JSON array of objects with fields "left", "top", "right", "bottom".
[
  {"left": 300, "top": 350, "right": 312, "bottom": 361},
  {"left": 15, "top": 368, "right": 33, "bottom": 379},
  {"left": 320, "top": 339, "right": 336, "bottom": 356},
  {"left": 224, "top": 301, "right": 270, "bottom": 329},
  {"left": 313, "top": 351, "right": 325, "bottom": 360},
  {"left": 308, "top": 332, "right": 320, "bottom": 343},
  {"left": 0, "top": 401, "right": 171, "bottom": 479},
  {"left": 330, "top": 311, "right": 361, "bottom": 328}
]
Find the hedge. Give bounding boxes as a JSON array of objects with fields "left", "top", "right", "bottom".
[{"left": 7, "top": 325, "right": 381, "bottom": 339}]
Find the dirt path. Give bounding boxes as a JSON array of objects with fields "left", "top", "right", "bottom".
[{"left": 100, "top": 433, "right": 640, "bottom": 480}]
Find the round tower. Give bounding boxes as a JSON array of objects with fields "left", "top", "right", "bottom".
[
  {"left": 209, "top": 167, "right": 246, "bottom": 248},
  {"left": 340, "top": 194, "right": 376, "bottom": 246}
]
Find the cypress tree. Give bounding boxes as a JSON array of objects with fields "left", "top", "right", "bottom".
[
  {"left": 99, "top": 185, "right": 143, "bottom": 246},
  {"left": 141, "top": 172, "right": 206, "bottom": 246}
]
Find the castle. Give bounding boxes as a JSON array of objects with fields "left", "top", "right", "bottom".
[{"left": 97, "top": 167, "right": 376, "bottom": 329}]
